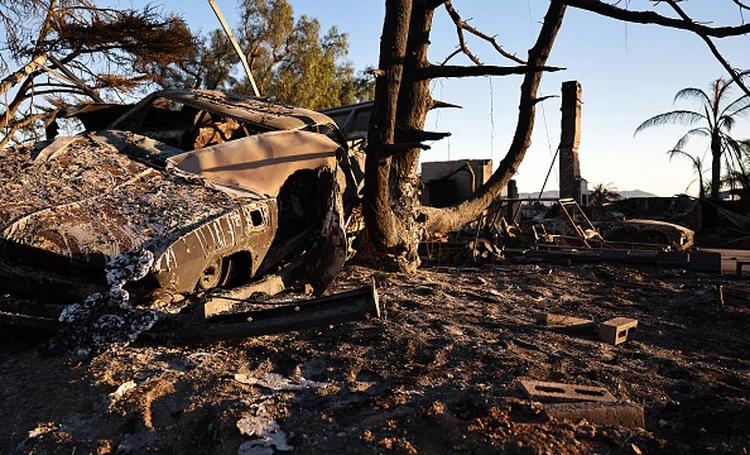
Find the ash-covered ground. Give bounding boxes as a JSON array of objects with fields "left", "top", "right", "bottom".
[{"left": 1, "top": 261, "right": 749, "bottom": 454}]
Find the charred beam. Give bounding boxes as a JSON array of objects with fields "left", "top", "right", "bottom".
[
  {"left": 417, "top": 64, "right": 564, "bottom": 81},
  {"left": 170, "top": 282, "right": 381, "bottom": 345}
]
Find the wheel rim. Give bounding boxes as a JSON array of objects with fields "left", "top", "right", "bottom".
[{"left": 198, "top": 258, "right": 224, "bottom": 290}]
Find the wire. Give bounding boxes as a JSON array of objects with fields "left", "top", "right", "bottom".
[{"left": 489, "top": 77, "right": 495, "bottom": 165}]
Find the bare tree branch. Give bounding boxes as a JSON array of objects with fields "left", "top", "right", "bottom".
[
  {"left": 0, "top": 55, "right": 48, "bottom": 96},
  {"left": 443, "top": 0, "right": 526, "bottom": 65},
  {"left": 421, "top": 0, "right": 568, "bottom": 233},
  {"left": 417, "top": 64, "right": 564, "bottom": 80},
  {"left": 664, "top": 0, "right": 750, "bottom": 98},
  {"left": 563, "top": 0, "right": 750, "bottom": 37}
]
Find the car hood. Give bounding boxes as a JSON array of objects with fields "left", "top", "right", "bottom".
[
  {"left": 617, "top": 218, "right": 694, "bottom": 235},
  {"left": 0, "top": 133, "right": 244, "bottom": 265}
]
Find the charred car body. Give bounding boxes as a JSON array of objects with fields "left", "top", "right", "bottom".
[
  {"left": 536, "top": 200, "right": 694, "bottom": 250},
  {"left": 0, "top": 89, "right": 364, "bottom": 308}
]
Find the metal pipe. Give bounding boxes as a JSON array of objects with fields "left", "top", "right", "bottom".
[{"left": 207, "top": 0, "right": 261, "bottom": 97}]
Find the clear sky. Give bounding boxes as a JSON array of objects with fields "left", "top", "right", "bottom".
[{"left": 123, "top": 0, "right": 749, "bottom": 196}]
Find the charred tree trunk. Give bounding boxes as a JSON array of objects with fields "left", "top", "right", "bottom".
[
  {"left": 364, "top": 0, "right": 566, "bottom": 272},
  {"left": 363, "top": 0, "right": 413, "bottom": 266},
  {"left": 421, "top": 1, "right": 566, "bottom": 234}
]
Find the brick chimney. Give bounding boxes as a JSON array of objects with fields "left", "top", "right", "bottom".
[{"left": 559, "top": 80, "right": 582, "bottom": 201}]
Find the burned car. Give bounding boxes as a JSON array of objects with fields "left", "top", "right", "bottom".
[
  {"left": 590, "top": 207, "right": 695, "bottom": 250},
  {"left": 0, "top": 89, "right": 364, "bottom": 308},
  {"left": 536, "top": 199, "right": 694, "bottom": 250}
]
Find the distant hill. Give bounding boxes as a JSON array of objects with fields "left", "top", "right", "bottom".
[{"left": 519, "top": 189, "right": 659, "bottom": 199}]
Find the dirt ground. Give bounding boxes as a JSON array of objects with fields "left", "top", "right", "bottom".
[{"left": 1, "top": 260, "right": 749, "bottom": 454}]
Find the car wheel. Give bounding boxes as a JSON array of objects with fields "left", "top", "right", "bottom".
[
  {"left": 635, "top": 231, "right": 668, "bottom": 245},
  {"left": 197, "top": 257, "right": 228, "bottom": 290}
]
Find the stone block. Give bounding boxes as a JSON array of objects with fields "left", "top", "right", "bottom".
[
  {"left": 518, "top": 378, "right": 616, "bottom": 403},
  {"left": 656, "top": 251, "right": 689, "bottom": 269},
  {"left": 689, "top": 251, "right": 722, "bottom": 274},
  {"left": 599, "top": 317, "right": 638, "bottom": 345},
  {"left": 544, "top": 402, "right": 645, "bottom": 428}
]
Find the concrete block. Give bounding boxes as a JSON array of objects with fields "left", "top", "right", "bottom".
[
  {"left": 599, "top": 317, "right": 638, "bottom": 345},
  {"left": 536, "top": 313, "right": 593, "bottom": 328},
  {"left": 544, "top": 402, "right": 645, "bottom": 428},
  {"left": 601, "top": 250, "right": 630, "bottom": 263},
  {"left": 518, "top": 378, "right": 617, "bottom": 403},
  {"left": 656, "top": 251, "right": 689, "bottom": 269},
  {"left": 689, "top": 251, "right": 722, "bottom": 274}
]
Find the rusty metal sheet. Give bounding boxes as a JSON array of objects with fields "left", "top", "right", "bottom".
[{"left": 167, "top": 130, "right": 341, "bottom": 197}]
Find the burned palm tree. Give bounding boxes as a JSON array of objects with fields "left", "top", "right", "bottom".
[{"left": 635, "top": 77, "right": 750, "bottom": 198}]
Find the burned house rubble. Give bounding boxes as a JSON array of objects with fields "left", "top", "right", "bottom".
[{"left": 0, "top": 78, "right": 749, "bottom": 455}]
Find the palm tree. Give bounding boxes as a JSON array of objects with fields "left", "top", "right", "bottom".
[
  {"left": 722, "top": 139, "right": 750, "bottom": 193},
  {"left": 665, "top": 149, "right": 707, "bottom": 198},
  {"left": 635, "top": 77, "right": 750, "bottom": 198},
  {"left": 589, "top": 182, "right": 622, "bottom": 207}
]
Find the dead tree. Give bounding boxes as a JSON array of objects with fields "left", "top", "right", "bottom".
[
  {"left": 0, "top": 1, "right": 194, "bottom": 147},
  {"left": 364, "top": 0, "right": 750, "bottom": 272}
]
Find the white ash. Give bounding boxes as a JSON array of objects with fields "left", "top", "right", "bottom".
[
  {"left": 52, "top": 292, "right": 158, "bottom": 356},
  {"left": 105, "top": 249, "right": 155, "bottom": 308},
  {"left": 237, "top": 402, "right": 293, "bottom": 453}
]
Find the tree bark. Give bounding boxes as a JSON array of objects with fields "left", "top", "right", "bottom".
[
  {"left": 363, "top": 0, "right": 413, "bottom": 255},
  {"left": 421, "top": 1, "right": 567, "bottom": 233},
  {"left": 0, "top": 55, "right": 48, "bottom": 97}
]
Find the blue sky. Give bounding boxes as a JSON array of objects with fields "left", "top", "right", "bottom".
[{"left": 125, "top": 1, "right": 749, "bottom": 196}]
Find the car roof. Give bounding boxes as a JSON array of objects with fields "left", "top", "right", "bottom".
[{"left": 144, "top": 89, "right": 337, "bottom": 131}]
